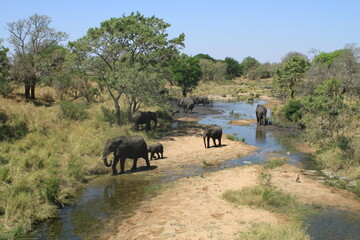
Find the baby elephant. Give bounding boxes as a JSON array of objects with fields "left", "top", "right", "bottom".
[{"left": 148, "top": 142, "right": 164, "bottom": 160}]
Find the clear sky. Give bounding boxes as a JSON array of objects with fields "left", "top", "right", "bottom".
[{"left": 1, "top": 0, "right": 359, "bottom": 63}]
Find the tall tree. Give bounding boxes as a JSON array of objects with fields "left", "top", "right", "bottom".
[
  {"left": 7, "top": 14, "right": 68, "bottom": 99},
  {"left": 241, "top": 56, "right": 260, "bottom": 75},
  {"left": 69, "top": 12, "right": 185, "bottom": 124},
  {"left": 273, "top": 56, "right": 310, "bottom": 99},
  {"left": 170, "top": 54, "right": 202, "bottom": 96},
  {"left": 224, "top": 57, "right": 243, "bottom": 79}
]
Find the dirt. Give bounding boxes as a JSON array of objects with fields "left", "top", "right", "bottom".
[{"left": 106, "top": 102, "right": 360, "bottom": 240}]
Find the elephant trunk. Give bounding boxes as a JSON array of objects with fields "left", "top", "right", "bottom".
[
  {"left": 203, "top": 136, "right": 207, "bottom": 148},
  {"left": 102, "top": 148, "right": 112, "bottom": 167},
  {"left": 153, "top": 116, "right": 157, "bottom": 129}
]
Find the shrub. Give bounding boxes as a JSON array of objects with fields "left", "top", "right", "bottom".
[
  {"left": 59, "top": 101, "right": 88, "bottom": 120},
  {"left": 283, "top": 99, "right": 303, "bottom": 122}
]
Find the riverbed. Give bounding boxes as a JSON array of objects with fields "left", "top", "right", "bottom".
[{"left": 35, "top": 100, "right": 360, "bottom": 240}]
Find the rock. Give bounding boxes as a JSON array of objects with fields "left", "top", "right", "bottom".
[
  {"left": 347, "top": 181, "right": 358, "bottom": 187},
  {"left": 303, "top": 170, "right": 318, "bottom": 176},
  {"left": 339, "top": 176, "right": 350, "bottom": 181},
  {"left": 321, "top": 170, "right": 339, "bottom": 179}
]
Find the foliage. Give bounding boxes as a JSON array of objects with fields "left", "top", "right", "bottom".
[
  {"left": 194, "top": 53, "right": 216, "bottom": 62},
  {"left": 69, "top": 12, "right": 185, "bottom": 124},
  {"left": 58, "top": 101, "right": 89, "bottom": 120},
  {"left": 273, "top": 56, "right": 310, "bottom": 99},
  {"left": 307, "top": 47, "right": 360, "bottom": 96},
  {"left": 0, "top": 44, "right": 12, "bottom": 96},
  {"left": 224, "top": 57, "right": 243, "bottom": 79},
  {"left": 283, "top": 99, "right": 303, "bottom": 122},
  {"left": 7, "top": 14, "right": 68, "bottom": 99},
  {"left": 247, "top": 62, "right": 278, "bottom": 80},
  {"left": 170, "top": 54, "right": 202, "bottom": 96},
  {"left": 241, "top": 56, "right": 260, "bottom": 74},
  {"left": 198, "top": 58, "right": 226, "bottom": 82}
]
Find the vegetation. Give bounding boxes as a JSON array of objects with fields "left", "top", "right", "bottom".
[
  {"left": 223, "top": 185, "right": 313, "bottom": 239},
  {"left": 7, "top": 14, "right": 69, "bottom": 100},
  {"left": 170, "top": 54, "right": 202, "bottom": 96},
  {"left": 1, "top": 10, "right": 360, "bottom": 239}
]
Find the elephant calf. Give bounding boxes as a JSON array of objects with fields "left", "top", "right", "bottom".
[{"left": 148, "top": 142, "right": 164, "bottom": 160}]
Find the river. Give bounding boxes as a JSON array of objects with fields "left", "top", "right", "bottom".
[{"left": 35, "top": 100, "right": 360, "bottom": 240}]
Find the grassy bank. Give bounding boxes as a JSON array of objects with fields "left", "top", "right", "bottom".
[{"left": 0, "top": 96, "right": 161, "bottom": 238}]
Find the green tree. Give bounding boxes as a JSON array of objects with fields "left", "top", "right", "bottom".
[
  {"left": 69, "top": 12, "right": 184, "bottom": 124},
  {"left": 0, "top": 40, "right": 12, "bottom": 96},
  {"left": 194, "top": 53, "right": 216, "bottom": 62},
  {"left": 224, "top": 57, "right": 243, "bottom": 79},
  {"left": 273, "top": 56, "right": 310, "bottom": 99},
  {"left": 7, "top": 14, "right": 68, "bottom": 99},
  {"left": 241, "top": 56, "right": 260, "bottom": 75},
  {"left": 199, "top": 58, "right": 226, "bottom": 82},
  {"left": 170, "top": 54, "right": 202, "bottom": 96}
]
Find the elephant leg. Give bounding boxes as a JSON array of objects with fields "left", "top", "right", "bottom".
[
  {"left": 146, "top": 121, "right": 151, "bottom": 130},
  {"left": 157, "top": 152, "right": 161, "bottom": 159},
  {"left": 212, "top": 138, "right": 217, "bottom": 147},
  {"left": 131, "top": 158, "right": 138, "bottom": 171},
  {"left": 119, "top": 157, "right": 126, "bottom": 174},
  {"left": 161, "top": 151, "right": 163, "bottom": 159},
  {"left": 218, "top": 137, "right": 222, "bottom": 146},
  {"left": 207, "top": 137, "right": 210, "bottom": 148},
  {"left": 112, "top": 157, "right": 119, "bottom": 175},
  {"left": 144, "top": 155, "right": 151, "bottom": 168}
]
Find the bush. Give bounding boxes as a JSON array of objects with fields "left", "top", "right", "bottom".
[
  {"left": 283, "top": 100, "right": 303, "bottom": 122},
  {"left": 59, "top": 101, "right": 88, "bottom": 120}
]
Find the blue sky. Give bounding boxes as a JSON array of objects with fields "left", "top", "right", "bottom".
[{"left": 1, "top": 0, "right": 359, "bottom": 63}]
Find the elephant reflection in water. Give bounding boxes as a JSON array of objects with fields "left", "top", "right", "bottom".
[{"left": 255, "top": 125, "right": 266, "bottom": 143}]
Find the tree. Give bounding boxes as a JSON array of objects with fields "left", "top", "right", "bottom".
[
  {"left": 273, "top": 56, "right": 310, "bottom": 99},
  {"left": 306, "top": 47, "right": 360, "bottom": 96},
  {"left": 224, "top": 57, "right": 243, "bottom": 79},
  {"left": 241, "top": 56, "right": 260, "bottom": 75},
  {"left": 69, "top": 12, "right": 185, "bottom": 124},
  {"left": 170, "top": 54, "right": 202, "bottom": 96},
  {"left": 0, "top": 40, "right": 12, "bottom": 96},
  {"left": 194, "top": 53, "right": 216, "bottom": 62},
  {"left": 7, "top": 14, "right": 68, "bottom": 99},
  {"left": 199, "top": 58, "right": 226, "bottom": 82}
]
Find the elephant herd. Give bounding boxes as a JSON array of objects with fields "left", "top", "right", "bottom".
[{"left": 102, "top": 100, "right": 268, "bottom": 175}]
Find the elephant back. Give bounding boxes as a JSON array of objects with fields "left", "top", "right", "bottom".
[{"left": 123, "top": 135, "right": 148, "bottom": 158}]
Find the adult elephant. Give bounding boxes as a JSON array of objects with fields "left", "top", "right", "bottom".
[
  {"left": 131, "top": 111, "right": 157, "bottom": 130},
  {"left": 178, "top": 97, "right": 195, "bottom": 113},
  {"left": 102, "top": 135, "right": 151, "bottom": 175},
  {"left": 203, "top": 126, "right": 222, "bottom": 148},
  {"left": 256, "top": 104, "right": 267, "bottom": 125},
  {"left": 193, "top": 96, "right": 210, "bottom": 106}
]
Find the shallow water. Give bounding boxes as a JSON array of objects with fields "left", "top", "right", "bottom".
[{"left": 35, "top": 100, "right": 360, "bottom": 239}]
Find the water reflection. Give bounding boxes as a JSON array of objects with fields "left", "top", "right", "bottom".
[{"left": 255, "top": 125, "right": 266, "bottom": 143}]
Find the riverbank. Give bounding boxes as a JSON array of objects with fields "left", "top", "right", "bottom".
[{"left": 107, "top": 125, "right": 360, "bottom": 240}]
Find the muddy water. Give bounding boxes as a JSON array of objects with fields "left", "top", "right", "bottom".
[{"left": 36, "top": 100, "right": 360, "bottom": 239}]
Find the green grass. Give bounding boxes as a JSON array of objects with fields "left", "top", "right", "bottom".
[
  {"left": 236, "top": 222, "right": 310, "bottom": 240},
  {"left": 263, "top": 157, "right": 288, "bottom": 169},
  {"left": 223, "top": 185, "right": 315, "bottom": 239}
]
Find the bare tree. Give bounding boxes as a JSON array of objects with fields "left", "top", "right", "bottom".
[{"left": 7, "top": 14, "right": 68, "bottom": 99}]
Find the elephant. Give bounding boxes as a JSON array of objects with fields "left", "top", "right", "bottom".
[
  {"left": 203, "top": 126, "right": 222, "bottom": 148},
  {"left": 102, "top": 135, "right": 151, "bottom": 175},
  {"left": 193, "top": 96, "right": 210, "bottom": 106},
  {"left": 178, "top": 97, "right": 195, "bottom": 113},
  {"left": 256, "top": 104, "right": 267, "bottom": 125},
  {"left": 148, "top": 142, "right": 164, "bottom": 160},
  {"left": 131, "top": 111, "right": 157, "bottom": 130}
]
